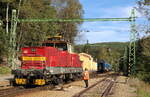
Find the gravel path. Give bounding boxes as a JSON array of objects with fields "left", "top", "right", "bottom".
[
  {"left": 108, "top": 76, "right": 137, "bottom": 97},
  {"left": 0, "top": 74, "right": 13, "bottom": 81},
  {"left": 15, "top": 77, "right": 105, "bottom": 97},
  {"left": 0, "top": 74, "right": 13, "bottom": 87}
]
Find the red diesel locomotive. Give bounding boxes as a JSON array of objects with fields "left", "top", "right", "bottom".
[{"left": 12, "top": 36, "right": 83, "bottom": 85}]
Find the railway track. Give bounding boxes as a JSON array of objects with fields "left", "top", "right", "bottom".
[
  {"left": 0, "top": 72, "right": 113, "bottom": 97},
  {"left": 73, "top": 73, "right": 118, "bottom": 97},
  {"left": 101, "top": 75, "right": 117, "bottom": 97},
  {"left": 0, "top": 84, "right": 55, "bottom": 97}
]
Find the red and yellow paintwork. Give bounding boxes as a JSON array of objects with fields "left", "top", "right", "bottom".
[{"left": 21, "top": 46, "right": 82, "bottom": 74}]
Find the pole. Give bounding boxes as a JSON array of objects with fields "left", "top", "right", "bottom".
[
  {"left": 9, "top": 9, "right": 17, "bottom": 69},
  {"left": 129, "top": 9, "right": 137, "bottom": 75},
  {"left": 6, "top": 3, "right": 9, "bottom": 35}
]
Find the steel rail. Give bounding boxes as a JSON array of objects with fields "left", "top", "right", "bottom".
[
  {"left": 101, "top": 75, "right": 117, "bottom": 97},
  {"left": 72, "top": 73, "right": 117, "bottom": 97}
]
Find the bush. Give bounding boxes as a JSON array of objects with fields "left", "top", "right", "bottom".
[
  {"left": 0, "top": 66, "right": 11, "bottom": 74},
  {"left": 137, "top": 89, "right": 150, "bottom": 97},
  {"left": 136, "top": 72, "right": 150, "bottom": 84}
]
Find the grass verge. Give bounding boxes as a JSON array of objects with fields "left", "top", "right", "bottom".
[
  {"left": 0, "top": 66, "right": 11, "bottom": 74},
  {"left": 129, "top": 78, "right": 150, "bottom": 97}
]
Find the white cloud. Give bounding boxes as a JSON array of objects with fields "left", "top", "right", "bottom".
[
  {"left": 81, "top": 22, "right": 130, "bottom": 32},
  {"left": 83, "top": 30, "right": 130, "bottom": 43},
  {"left": 77, "top": 6, "right": 139, "bottom": 44},
  {"left": 100, "top": 6, "right": 132, "bottom": 17},
  {"left": 86, "top": 6, "right": 141, "bottom": 18},
  {"left": 77, "top": 20, "right": 131, "bottom": 44}
]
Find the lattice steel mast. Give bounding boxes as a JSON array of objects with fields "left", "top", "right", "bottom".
[{"left": 129, "top": 9, "right": 137, "bottom": 75}]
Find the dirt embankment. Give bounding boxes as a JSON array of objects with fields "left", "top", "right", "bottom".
[{"left": 109, "top": 76, "right": 137, "bottom": 97}]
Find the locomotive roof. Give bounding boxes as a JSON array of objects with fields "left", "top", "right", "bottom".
[
  {"left": 41, "top": 35, "right": 72, "bottom": 45},
  {"left": 42, "top": 40, "right": 71, "bottom": 44}
]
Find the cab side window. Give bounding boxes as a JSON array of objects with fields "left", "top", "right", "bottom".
[{"left": 55, "top": 43, "right": 67, "bottom": 51}]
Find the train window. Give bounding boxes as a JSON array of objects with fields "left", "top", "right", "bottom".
[
  {"left": 42, "top": 43, "right": 54, "bottom": 47},
  {"left": 42, "top": 42, "right": 68, "bottom": 51},
  {"left": 55, "top": 43, "right": 67, "bottom": 51}
]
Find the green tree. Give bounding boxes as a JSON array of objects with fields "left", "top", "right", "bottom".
[
  {"left": 0, "top": 0, "right": 22, "bottom": 65},
  {"left": 52, "top": 0, "right": 83, "bottom": 43},
  {"left": 16, "top": 0, "right": 57, "bottom": 48},
  {"left": 0, "top": 23, "right": 6, "bottom": 63},
  {"left": 136, "top": 0, "right": 150, "bottom": 82}
]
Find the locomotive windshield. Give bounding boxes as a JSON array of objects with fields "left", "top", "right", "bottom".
[
  {"left": 42, "top": 42, "right": 67, "bottom": 51},
  {"left": 43, "top": 43, "right": 54, "bottom": 47},
  {"left": 55, "top": 43, "right": 67, "bottom": 51}
]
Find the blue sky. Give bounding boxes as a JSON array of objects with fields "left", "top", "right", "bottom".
[{"left": 75, "top": 0, "right": 144, "bottom": 44}]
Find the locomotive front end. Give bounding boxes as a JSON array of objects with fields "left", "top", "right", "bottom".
[{"left": 12, "top": 47, "right": 47, "bottom": 86}]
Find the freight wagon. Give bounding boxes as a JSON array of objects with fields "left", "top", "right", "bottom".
[{"left": 79, "top": 53, "right": 97, "bottom": 72}]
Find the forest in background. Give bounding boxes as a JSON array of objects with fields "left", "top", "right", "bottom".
[
  {"left": 75, "top": 42, "right": 128, "bottom": 72},
  {"left": 136, "top": 0, "right": 150, "bottom": 83},
  {"left": 75, "top": 42, "right": 129, "bottom": 76}
]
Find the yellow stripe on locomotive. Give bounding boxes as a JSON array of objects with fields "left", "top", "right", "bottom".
[{"left": 22, "top": 57, "right": 46, "bottom": 61}]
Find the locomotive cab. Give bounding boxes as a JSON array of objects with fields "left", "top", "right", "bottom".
[{"left": 42, "top": 36, "right": 73, "bottom": 53}]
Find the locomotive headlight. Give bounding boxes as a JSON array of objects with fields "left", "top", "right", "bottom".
[{"left": 23, "top": 50, "right": 28, "bottom": 53}]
